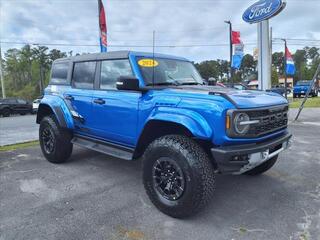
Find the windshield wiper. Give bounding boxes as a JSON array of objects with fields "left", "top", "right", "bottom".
[{"left": 178, "top": 81, "right": 201, "bottom": 85}]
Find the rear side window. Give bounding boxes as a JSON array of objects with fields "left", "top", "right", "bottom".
[
  {"left": 17, "top": 99, "right": 27, "bottom": 104},
  {"left": 72, "top": 61, "right": 96, "bottom": 89},
  {"left": 100, "top": 59, "right": 133, "bottom": 89},
  {"left": 51, "top": 62, "right": 69, "bottom": 84}
]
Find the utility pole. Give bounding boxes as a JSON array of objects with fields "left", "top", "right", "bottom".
[
  {"left": 225, "top": 20, "right": 233, "bottom": 86},
  {"left": 270, "top": 27, "right": 273, "bottom": 85},
  {"left": 0, "top": 42, "right": 6, "bottom": 99},
  {"left": 282, "top": 38, "right": 288, "bottom": 99},
  {"left": 152, "top": 30, "right": 155, "bottom": 87}
]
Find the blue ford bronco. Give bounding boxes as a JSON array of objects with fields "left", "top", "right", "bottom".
[
  {"left": 293, "top": 80, "right": 318, "bottom": 98},
  {"left": 37, "top": 51, "right": 292, "bottom": 218}
]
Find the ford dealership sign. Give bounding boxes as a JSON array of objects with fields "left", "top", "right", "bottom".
[{"left": 243, "top": 0, "right": 286, "bottom": 23}]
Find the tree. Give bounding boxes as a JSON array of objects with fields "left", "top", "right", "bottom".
[
  {"left": 272, "top": 52, "right": 284, "bottom": 75},
  {"left": 195, "top": 60, "right": 220, "bottom": 80},
  {"left": 293, "top": 49, "right": 307, "bottom": 82},
  {"left": 49, "top": 49, "right": 67, "bottom": 63},
  {"left": 240, "top": 54, "right": 257, "bottom": 80},
  {"left": 271, "top": 66, "right": 279, "bottom": 86},
  {"left": 32, "top": 46, "right": 50, "bottom": 94}
]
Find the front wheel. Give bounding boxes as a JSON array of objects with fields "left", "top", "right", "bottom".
[
  {"left": 244, "top": 155, "right": 278, "bottom": 176},
  {"left": 142, "top": 135, "right": 215, "bottom": 218},
  {"left": 39, "top": 115, "right": 73, "bottom": 163}
]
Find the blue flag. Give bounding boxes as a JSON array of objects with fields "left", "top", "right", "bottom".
[
  {"left": 286, "top": 47, "right": 295, "bottom": 75},
  {"left": 232, "top": 42, "right": 244, "bottom": 69}
]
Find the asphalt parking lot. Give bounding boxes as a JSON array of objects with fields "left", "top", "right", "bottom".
[
  {"left": 0, "top": 110, "right": 320, "bottom": 240},
  {"left": 0, "top": 115, "right": 38, "bottom": 146}
]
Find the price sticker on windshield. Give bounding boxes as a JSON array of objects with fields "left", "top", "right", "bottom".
[{"left": 138, "top": 59, "right": 159, "bottom": 67}]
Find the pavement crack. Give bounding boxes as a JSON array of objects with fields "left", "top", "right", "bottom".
[{"left": 231, "top": 226, "right": 268, "bottom": 234}]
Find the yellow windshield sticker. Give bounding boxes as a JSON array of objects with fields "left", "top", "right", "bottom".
[{"left": 138, "top": 59, "right": 159, "bottom": 67}]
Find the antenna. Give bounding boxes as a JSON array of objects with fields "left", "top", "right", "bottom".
[{"left": 152, "top": 30, "right": 155, "bottom": 87}]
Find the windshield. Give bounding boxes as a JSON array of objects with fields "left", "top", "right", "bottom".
[
  {"left": 136, "top": 57, "right": 203, "bottom": 86},
  {"left": 296, "top": 81, "right": 311, "bottom": 86}
]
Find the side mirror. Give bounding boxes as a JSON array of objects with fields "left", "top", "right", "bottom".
[{"left": 116, "top": 76, "right": 140, "bottom": 91}]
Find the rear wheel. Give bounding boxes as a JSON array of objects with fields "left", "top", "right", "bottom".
[
  {"left": 244, "top": 155, "right": 278, "bottom": 176},
  {"left": 2, "top": 108, "right": 11, "bottom": 117},
  {"left": 39, "top": 115, "right": 73, "bottom": 163},
  {"left": 142, "top": 135, "right": 215, "bottom": 218}
]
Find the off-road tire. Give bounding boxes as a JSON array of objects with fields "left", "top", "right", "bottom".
[
  {"left": 39, "top": 115, "right": 73, "bottom": 163},
  {"left": 2, "top": 108, "right": 11, "bottom": 117},
  {"left": 142, "top": 135, "right": 215, "bottom": 218},
  {"left": 244, "top": 155, "right": 278, "bottom": 176}
]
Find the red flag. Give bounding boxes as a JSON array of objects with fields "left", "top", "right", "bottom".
[
  {"left": 98, "top": 0, "right": 107, "bottom": 52},
  {"left": 285, "top": 46, "right": 293, "bottom": 59},
  {"left": 231, "top": 31, "right": 241, "bottom": 44}
]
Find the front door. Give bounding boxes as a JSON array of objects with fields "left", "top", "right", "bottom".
[{"left": 91, "top": 59, "right": 140, "bottom": 147}]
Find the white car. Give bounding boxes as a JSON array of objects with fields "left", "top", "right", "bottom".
[{"left": 32, "top": 98, "right": 42, "bottom": 113}]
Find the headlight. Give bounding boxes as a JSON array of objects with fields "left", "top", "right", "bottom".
[
  {"left": 234, "top": 113, "right": 250, "bottom": 135},
  {"left": 226, "top": 110, "right": 260, "bottom": 137}
]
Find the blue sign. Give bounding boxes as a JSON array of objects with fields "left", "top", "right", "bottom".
[{"left": 243, "top": 0, "right": 286, "bottom": 24}]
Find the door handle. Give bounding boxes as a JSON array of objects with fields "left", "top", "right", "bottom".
[
  {"left": 65, "top": 95, "right": 74, "bottom": 101},
  {"left": 93, "top": 98, "right": 105, "bottom": 105}
]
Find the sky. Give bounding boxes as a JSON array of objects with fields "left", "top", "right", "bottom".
[{"left": 0, "top": 0, "right": 320, "bottom": 63}]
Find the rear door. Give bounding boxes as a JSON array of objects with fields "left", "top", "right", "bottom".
[
  {"left": 16, "top": 99, "right": 30, "bottom": 113},
  {"left": 64, "top": 61, "right": 97, "bottom": 134},
  {"left": 7, "top": 99, "right": 19, "bottom": 113},
  {"left": 91, "top": 59, "right": 140, "bottom": 146}
]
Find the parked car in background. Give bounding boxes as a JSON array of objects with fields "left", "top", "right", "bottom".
[
  {"left": 266, "top": 86, "right": 291, "bottom": 96},
  {"left": 224, "top": 83, "right": 248, "bottom": 90},
  {"left": 293, "top": 80, "right": 318, "bottom": 98},
  {"left": 32, "top": 97, "right": 43, "bottom": 113},
  {"left": 247, "top": 80, "right": 258, "bottom": 89},
  {"left": 0, "top": 98, "right": 32, "bottom": 117}
]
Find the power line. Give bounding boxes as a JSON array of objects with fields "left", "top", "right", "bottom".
[
  {"left": 0, "top": 41, "right": 258, "bottom": 48},
  {"left": 1, "top": 41, "right": 319, "bottom": 48}
]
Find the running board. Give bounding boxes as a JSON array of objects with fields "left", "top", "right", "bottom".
[{"left": 71, "top": 135, "right": 134, "bottom": 160}]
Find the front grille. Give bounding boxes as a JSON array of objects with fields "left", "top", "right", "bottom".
[{"left": 247, "top": 105, "right": 288, "bottom": 136}]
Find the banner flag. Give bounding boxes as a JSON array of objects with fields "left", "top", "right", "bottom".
[
  {"left": 231, "top": 31, "right": 241, "bottom": 44},
  {"left": 231, "top": 31, "right": 244, "bottom": 69},
  {"left": 98, "top": 0, "right": 107, "bottom": 52},
  {"left": 286, "top": 47, "right": 295, "bottom": 75}
]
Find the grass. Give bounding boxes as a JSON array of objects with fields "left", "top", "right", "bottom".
[
  {"left": 0, "top": 140, "right": 39, "bottom": 152},
  {"left": 289, "top": 97, "right": 320, "bottom": 108}
]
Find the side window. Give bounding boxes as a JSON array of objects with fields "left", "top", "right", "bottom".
[
  {"left": 72, "top": 61, "right": 96, "bottom": 89},
  {"left": 100, "top": 59, "right": 133, "bottom": 90},
  {"left": 8, "top": 99, "right": 17, "bottom": 104},
  {"left": 51, "top": 62, "right": 69, "bottom": 84},
  {"left": 17, "top": 99, "right": 27, "bottom": 104}
]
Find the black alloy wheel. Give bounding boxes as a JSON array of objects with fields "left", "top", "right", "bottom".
[
  {"left": 39, "top": 115, "right": 73, "bottom": 163},
  {"left": 143, "top": 135, "right": 215, "bottom": 218},
  {"left": 152, "top": 157, "right": 185, "bottom": 201},
  {"left": 41, "top": 126, "right": 55, "bottom": 154}
]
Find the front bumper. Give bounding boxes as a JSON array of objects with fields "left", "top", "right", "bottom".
[{"left": 211, "top": 132, "right": 292, "bottom": 174}]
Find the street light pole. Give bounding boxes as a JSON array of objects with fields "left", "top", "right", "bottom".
[
  {"left": 282, "top": 38, "right": 288, "bottom": 99},
  {"left": 0, "top": 42, "right": 6, "bottom": 99},
  {"left": 225, "top": 20, "right": 233, "bottom": 86}
]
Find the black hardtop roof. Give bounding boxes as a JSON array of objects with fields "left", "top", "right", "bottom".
[
  {"left": 53, "top": 50, "right": 189, "bottom": 64},
  {"left": 54, "top": 51, "right": 130, "bottom": 63}
]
